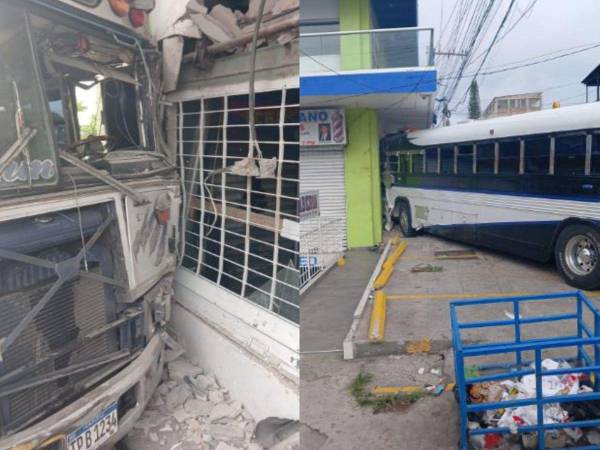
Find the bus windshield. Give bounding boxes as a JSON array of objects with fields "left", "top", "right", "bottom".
[{"left": 0, "top": 5, "right": 58, "bottom": 189}]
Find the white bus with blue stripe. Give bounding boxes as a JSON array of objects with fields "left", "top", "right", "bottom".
[{"left": 385, "top": 102, "right": 600, "bottom": 289}]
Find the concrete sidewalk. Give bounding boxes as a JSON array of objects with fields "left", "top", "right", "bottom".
[
  {"left": 300, "top": 246, "right": 458, "bottom": 449},
  {"left": 300, "top": 249, "right": 379, "bottom": 353}
]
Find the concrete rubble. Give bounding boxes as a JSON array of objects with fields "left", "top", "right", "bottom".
[
  {"left": 158, "top": 0, "right": 299, "bottom": 92},
  {"left": 123, "top": 356, "right": 262, "bottom": 450}
]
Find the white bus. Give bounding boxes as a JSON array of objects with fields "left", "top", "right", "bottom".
[
  {"left": 385, "top": 102, "right": 600, "bottom": 289},
  {"left": 0, "top": 1, "right": 180, "bottom": 449}
]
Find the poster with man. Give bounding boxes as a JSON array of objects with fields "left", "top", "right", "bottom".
[{"left": 300, "top": 109, "right": 346, "bottom": 146}]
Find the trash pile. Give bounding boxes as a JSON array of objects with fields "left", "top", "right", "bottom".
[
  {"left": 158, "top": 0, "right": 299, "bottom": 93},
  {"left": 124, "top": 356, "right": 261, "bottom": 450},
  {"left": 467, "top": 359, "right": 600, "bottom": 449}
]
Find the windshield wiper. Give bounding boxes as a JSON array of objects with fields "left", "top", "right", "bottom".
[{"left": 0, "top": 128, "right": 37, "bottom": 177}]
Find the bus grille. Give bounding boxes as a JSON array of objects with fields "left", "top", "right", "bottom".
[{"left": 0, "top": 273, "right": 115, "bottom": 433}]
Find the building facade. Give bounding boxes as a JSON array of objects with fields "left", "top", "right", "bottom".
[
  {"left": 299, "top": 0, "right": 437, "bottom": 287},
  {"left": 482, "top": 92, "right": 543, "bottom": 119},
  {"left": 148, "top": 0, "right": 300, "bottom": 423}
]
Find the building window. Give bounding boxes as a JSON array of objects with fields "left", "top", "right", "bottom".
[
  {"left": 498, "top": 140, "right": 520, "bottom": 174},
  {"left": 440, "top": 146, "right": 454, "bottom": 174},
  {"left": 425, "top": 148, "right": 438, "bottom": 173},
  {"left": 476, "top": 143, "right": 495, "bottom": 174},
  {"left": 523, "top": 136, "right": 550, "bottom": 174},
  {"left": 555, "top": 134, "right": 586, "bottom": 176},
  {"left": 529, "top": 98, "right": 541, "bottom": 109},
  {"left": 457, "top": 145, "right": 473, "bottom": 175},
  {"left": 179, "top": 88, "right": 300, "bottom": 323}
]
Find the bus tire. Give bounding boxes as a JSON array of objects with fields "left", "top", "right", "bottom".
[
  {"left": 398, "top": 201, "right": 416, "bottom": 237},
  {"left": 555, "top": 224, "right": 600, "bottom": 290}
]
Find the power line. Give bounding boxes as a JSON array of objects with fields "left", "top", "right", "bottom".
[
  {"left": 453, "top": 0, "right": 518, "bottom": 109},
  {"left": 459, "top": 40, "right": 600, "bottom": 76},
  {"left": 466, "top": 0, "right": 538, "bottom": 69},
  {"left": 442, "top": 41, "right": 600, "bottom": 82},
  {"left": 436, "top": 0, "right": 498, "bottom": 113}
]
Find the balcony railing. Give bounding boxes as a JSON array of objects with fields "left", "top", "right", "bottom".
[{"left": 300, "top": 27, "right": 435, "bottom": 75}]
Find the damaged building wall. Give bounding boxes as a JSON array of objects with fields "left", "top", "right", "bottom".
[{"left": 153, "top": 0, "right": 300, "bottom": 422}]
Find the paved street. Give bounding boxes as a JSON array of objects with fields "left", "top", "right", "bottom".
[{"left": 300, "top": 232, "right": 594, "bottom": 449}]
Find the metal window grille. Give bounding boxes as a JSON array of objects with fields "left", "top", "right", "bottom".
[
  {"left": 177, "top": 88, "right": 300, "bottom": 324},
  {"left": 299, "top": 216, "right": 345, "bottom": 292}
]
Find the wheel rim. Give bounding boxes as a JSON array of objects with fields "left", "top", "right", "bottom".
[
  {"left": 400, "top": 210, "right": 408, "bottom": 232},
  {"left": 565, "top": 234, "right": 598, "bottom": 276}
]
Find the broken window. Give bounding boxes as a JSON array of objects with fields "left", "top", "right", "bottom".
[
  {"left": 37, "top": 28, "right": 144, "bottom": 155},
  {"left": 0, "top": 5, "right": 58, "bottom": 189},
  {"left": 179, "top": 88, "right": 300, "bottom": 323}
]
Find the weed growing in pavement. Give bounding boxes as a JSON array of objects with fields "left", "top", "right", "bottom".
[{"left": 349, "top": 371, "right": 424, "bottom": 414}]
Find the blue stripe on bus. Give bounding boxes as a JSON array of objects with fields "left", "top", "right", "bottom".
[{"left": 394, "top": 182, "right": 600, "bottom": 203}]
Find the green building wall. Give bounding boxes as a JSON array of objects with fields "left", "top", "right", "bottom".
[
  {"left": 344, "top": 109, "right": 382, "bottom": 247},
  {"left": 339, "top": 0, "right": 372, "bottom": 70},
  {"left": 339, "top": 0, "right": 382, "bottom": 247}
]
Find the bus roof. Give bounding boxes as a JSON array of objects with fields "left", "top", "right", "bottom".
[{"left": 408, "top": 102, "right": 600, "bottom": 146}]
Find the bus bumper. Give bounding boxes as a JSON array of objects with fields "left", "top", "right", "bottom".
[{"left": 1, "top": 332, "right": 164, "bottom": 450}]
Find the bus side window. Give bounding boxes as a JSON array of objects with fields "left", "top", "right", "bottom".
[
  {"left": 498, "top": 140, "right": 520, "bottom": 174},
  {"left": 477, "top": 143, "right": 495, "bottom": 174},
  {"left": 412, "top": 153, "right": 424, "bottom": 174},
  {"left": 425, "top": 148, "right": 437, "bottom": 173},
  {"left": 457, "top": 145, "right": 473, "bottom": 175},
  {"left": 388, "top": 154, "right": 399, "bottom": 175},
  {"left": 440, "top": 146, "right": 454, "bottom": 174},
  {"left": 555, "top": 133, "right": 586, "bottom": 176},
  {"left": 398, "top": 154, "right": 409, "bottom": 174},
  {"left": 524, "top": 136, "right": 550, "bottom": 174},
  {"left": 591, "top": 133, "right": 600, "bottom": 175}
]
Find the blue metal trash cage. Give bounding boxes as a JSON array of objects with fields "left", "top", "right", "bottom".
[{"left": 450, "top": 291, "right": 600, "bottom": 450}]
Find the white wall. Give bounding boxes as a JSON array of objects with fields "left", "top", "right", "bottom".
[{"left": 173, "top": 269, "right": 300, "bottom": 421}]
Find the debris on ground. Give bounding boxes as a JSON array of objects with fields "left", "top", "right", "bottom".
[
  {"left": 430, "top": 368, "right": 442, "bottom": 376},
  {"left": 406, "top": 338, "right": 432, "bottom": 355},
  {"left": 123, "top": 356, "right": 263, "bottom": 450},
  {"left": 434, "top": 249, "right": 479, "bottom": 260},
  {"left": 410, "top": 263, "right": 444, "bottom": 273},
  {"left": 466, "top": 358, "right": 599, "bottom": 449}
]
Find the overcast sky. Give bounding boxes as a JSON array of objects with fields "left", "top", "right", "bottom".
[{"left": 419, "top": 0, "right": 600, "bottom": 122}]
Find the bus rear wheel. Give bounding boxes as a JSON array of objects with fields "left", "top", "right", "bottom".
[
  {"left": 398, "top": 201, "right": 416, "bottom": 237},
  {"left": 555, "top": 224, "right": 600, "bottom": 290}
]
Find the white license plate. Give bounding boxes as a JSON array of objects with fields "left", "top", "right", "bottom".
[{"left": 67, "top": 404, "right": 118, "bottom": 450}]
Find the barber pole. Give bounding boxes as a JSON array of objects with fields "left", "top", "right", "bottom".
[{"left": 331, "top": 111, "right": 345, "bottom": 144}]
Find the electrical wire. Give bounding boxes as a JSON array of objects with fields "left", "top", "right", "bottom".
[
  {"left": 436, "top": 0, "right": 497, "bottom": 115},
  {"left": 442, "top": 41, "right": 600, "bottom": 82},
  {"left": 248, "top": 0, "right": 267, "bottom": 160},
  {"left": 453, "top": 0, "right": 518, "bottom": 109},
  {"left": 466, "top": 0, "right": 538, "bottom": 67}
]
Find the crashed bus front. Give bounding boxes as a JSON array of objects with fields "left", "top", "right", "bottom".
[{"left": 0, "top": 1, "right": 180, "bottom": 449}]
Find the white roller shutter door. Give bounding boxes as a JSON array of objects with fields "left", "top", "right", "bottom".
[{"left": 300, "top": 148, "right": 347, "bottom": 250}]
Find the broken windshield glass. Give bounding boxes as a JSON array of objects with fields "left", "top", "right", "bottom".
[{"left": 0, "top": 5, "right": 58, "bottom": 190}]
